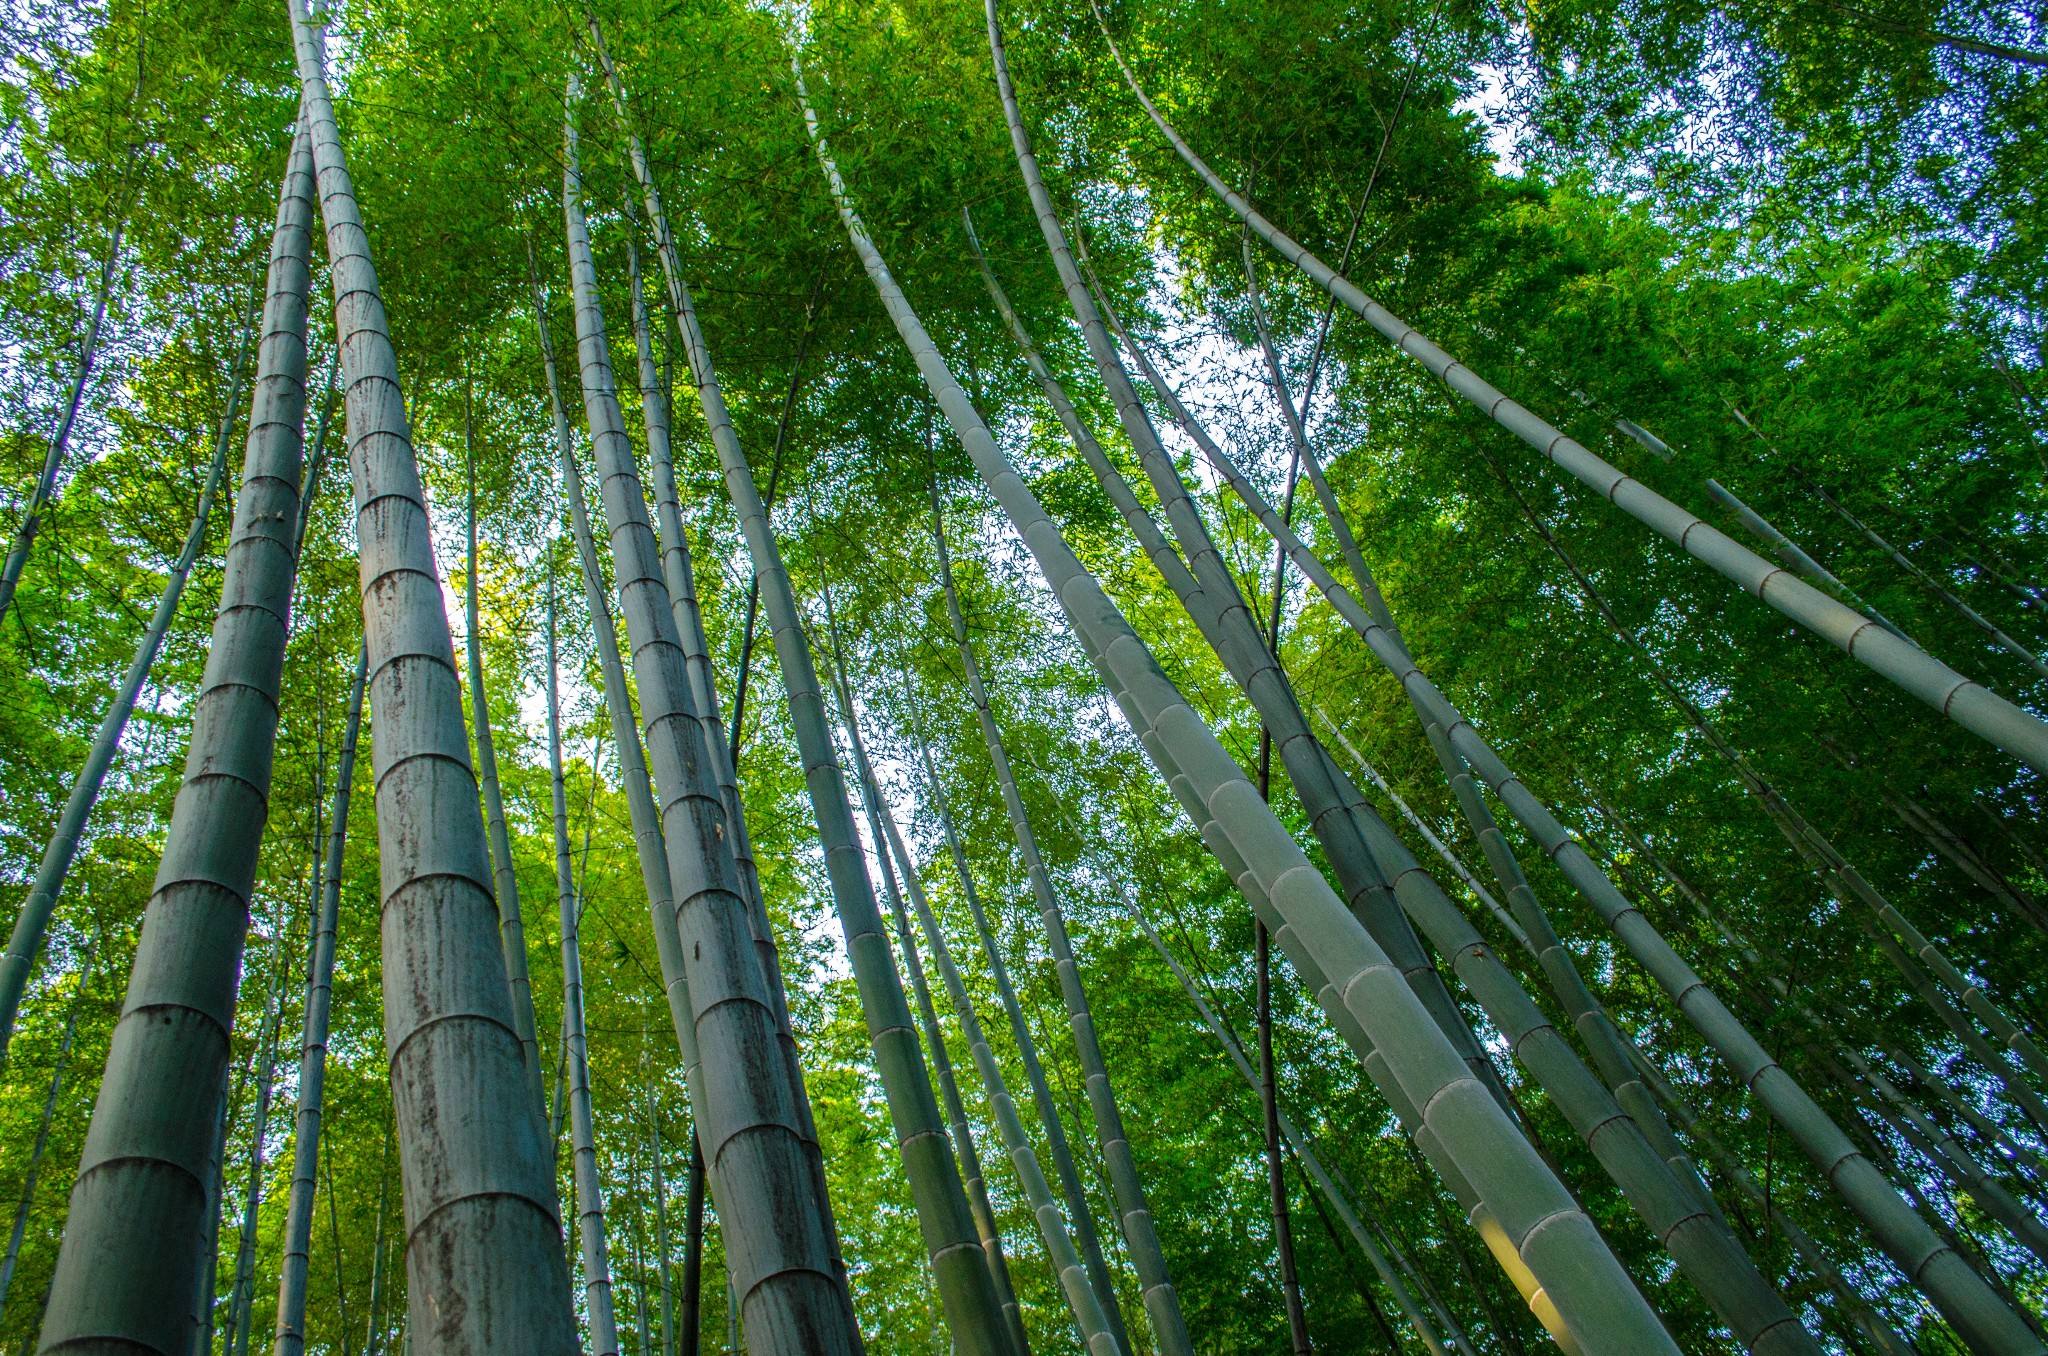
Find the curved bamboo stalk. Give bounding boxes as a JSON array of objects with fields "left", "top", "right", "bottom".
[
  {"left": 286, "top": 7, "right": 576, "bottom": 1345},
  {"left": 465, "top": 383, "right": 547, "bottom": 1119},
  {"left": 559, "top": 89, "right": 860, "bottom": 1353},
  {"left": 1112, "top": 303, "right": 2041, "bottom": 1352},
  {"left": 0, "top": 215, "right": 127, "bottom": 625},
  {"left": 864, "top": 709, "right": 1124, "bottom": 1356},
  {"left": 1087, "top": 0, "right": 2048, "bottom": 776},
  {"left": 795, "top": 48, "right": 1675, "bottom": 1356},
  {"left": 0, "top": 278, "right": 260, "bottom": 1057},
  {"left": 33, "top": 116, "right": 317, "bottom": 1356},
  {"left": 273, "top": 643, "right": 365, "bottom": 1356},
  {"left": 915, "top": 534, "right": 1156, "bottom": 1353},
  {"left": 827, "top": 650, "right": 1033, "bottom": 1356},
  {"left": 547, "top": 543, "right": 622, "bottom": 1354}
]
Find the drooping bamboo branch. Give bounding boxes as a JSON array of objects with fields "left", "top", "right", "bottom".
[
  {"left": 796, "top": 47, "right": 1674, "bottom": 1355},
  {"left": 287, "top": 6, "right": 577, "bottom": 1345},
  {"left": 33, "top": 111, "right": 319, "bottom": 1356},
  {"left": 0, "top": 277, "right": 261, "bottom": 1057},
  {"left": 1087, "top": 0, "right": 2048, "bottom": 776},
  {"left": 560, "top": 84, "right": 860, "bottom": 1352}
]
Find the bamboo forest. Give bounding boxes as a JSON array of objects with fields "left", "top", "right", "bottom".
[{"left": 4, "top": 0, "right": 2048, "bottom": 1351}]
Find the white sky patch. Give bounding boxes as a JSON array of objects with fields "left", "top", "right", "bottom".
[{"left": 1455, "top": 62, "right": 1525, "bottom": 177}]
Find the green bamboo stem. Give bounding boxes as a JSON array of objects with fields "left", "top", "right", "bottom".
[
  {"left": 560, "top": 85, "right": 861, "bottom": 1352},
  {"left": 825, "top": 644, "right": 1033, "bottom": 1356},
  {"left": 547, "top": 535, "right": 623, "bottom": 1355},
  {"left": 861, "top": 710, "right": 1125, "bottom": 1356},
  {"left": 1702, "top": 478, "right": 1908, "bottom": 641},
  {"left": 0, "top": 276, "right": 260, "bottom": 1058},
  {"left": 33, "top": 115, "right": 320, "bottom": 1356},
  {"left": 926, "top": 498, "right": 1187, "bottom": 1354},
  {"left": 1111, "top": 296, "right": 2039, "bottom": 1354},
  {"left": 465, "top": 381, "right": 547, "bottom": 1123},
  {"left": 0, "top": 935, "right": 97, "bottom": 1320},
  {"left": 294, "top": 6, "right": 580, "bottom": 1341}
]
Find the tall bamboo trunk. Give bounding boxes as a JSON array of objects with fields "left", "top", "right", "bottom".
[
  {"left": 548, "top": 546, "right": 623, "bottom": 1354},
  {"left": 0, "top": 215, "right": 128, "bottom": 625},
  {"left": 1702, "top": 478, "right": 1907, "bottom": 640},
  {"left": 1113, "top": 289, "right": 2038, "bottom": 1352},
  {"left": 33, "top": 114, "right": 316, "bottom": 1356},
  {"left": 922, "top": 503, "right": 1190, "bottom": 1356},
  {"left": 860, "top": 706, "right": 1124, "bottom": 1356},
  {"left": 0, "top": 934, "right": 97, "bottom": 1319},
  {"left": 681, "top": 1137, "right": 706, "bottom": 1356},
  {"left": 822, "top": 644, "right": 1032, "bottom": 1356},
  {"left": 466, "top": 390, "right": 547, "bottom": 1121},
  {"left": 620, "top": 234, "right": 842, "bottom": 1282},
  {"left": 794, "top": 51, "right": 1674, "bottom": 1356},
  {"left": 0, "top": 278, "right": 261, "bottom": 1056},
  {"left": 1086, "top": 0, "right": 2048, "bottom": 776},
  {"left": 287, "top": 6, "right": 577, "bottom": 1347},
  {"left": 558, "top": 87, "right": 860, "bottom": 1353},
  {"left": 578, "top": 37, "right": 1005, "bottom": 1351},
  {"left": 273, "top": 643, "right": 366, "bottom": 1356}
]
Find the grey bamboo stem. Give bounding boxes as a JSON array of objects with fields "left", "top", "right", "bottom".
[
  {"left": 560, "top": 86, "right": 860, "bottom": 1353},
  {"left": 796, "top": 47, "right": 1674, "bottom": 1356},
  {"left": 919, "top": 532, "right": 1151, "bottom": 1354},
  {"left": 466, "top": 391, "right": 547, "bottom": 1122},
  {"left": 868, "top": 715, "right": 1124, "bottom": 1356},
  {"left": 548, "top": 547, "right": 623, "bottom": 1355},
  {"left": 273, "top": 643, "right": 365, "bottom": 1356},
  {"left": 1110, "top": 297, "right": 2039, "bottom": 1353},
  {"left": 1089, "top": 0, "right": 2048, "bottom": 776},
  {"left": 33, "top": 117, "right": 316, "bottom": 1356},
  {"left": 288, "top": 7, "right": 577, "bottom": 1346},
  {"left": 583, "top": 36, "right": 1006, "bottom": 1349},
  {"left": 826, "top": 648, "right": 1033, "bottom": 1356},
  {"left": 0, "top": 279, "right": 260, "bottom": 1057},
  {"left": 0, "top": 216, "right": 127, "bottom": 625}
]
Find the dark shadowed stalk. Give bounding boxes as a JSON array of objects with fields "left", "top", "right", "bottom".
[
  {"left": 560, "top": 85, "right": 860, "bottom": 1353},
  {"left": 287, "top": 5, "right": 577, "bottom": 1346},
  {"left": 0, "top": 277, "right": 261, "bottom": 1057},
  {"left": 273, "top": 644, "right": 366, "bottom": 1356},
  {"left": 33, "top": 114, "right": 317, "bottom": 1356},
  {"left": 795, "top": 47, "right": 1673, "bottom": 1354},
  {"left": 1088, "top": 0, "right": 2048, "bottom": 777}
]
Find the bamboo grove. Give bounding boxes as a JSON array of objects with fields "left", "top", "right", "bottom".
[{"left": 0, "top": 0, "right": 2044, "bottom": 1351}]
